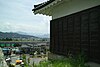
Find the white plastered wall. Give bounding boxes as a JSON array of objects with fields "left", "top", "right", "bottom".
[{"left": 52, "top": 0, "right": 100, "bottom": 19}]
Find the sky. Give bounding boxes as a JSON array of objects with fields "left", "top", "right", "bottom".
[{"left": 0, "top": 0, "right": 51, "bottom": 35}]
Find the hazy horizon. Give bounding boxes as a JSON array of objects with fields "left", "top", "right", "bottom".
[{"left": 0, "top": 31, "right": 50, "bottom": 38}]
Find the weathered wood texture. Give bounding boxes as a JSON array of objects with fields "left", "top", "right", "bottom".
[{"left": 50, "top": 5, "right": 100, "bottom": 63}]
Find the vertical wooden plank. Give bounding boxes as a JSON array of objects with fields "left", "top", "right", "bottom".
[
  {"left": 63, "top": 16, "right": 68, "bottom": 55},
  {"left": 73, "top": 13, "right": 81, "bottom": 55},
  {"left": 80, "top": 10, "right": 90, "bottom": 61},
  {"left": 58, "top": 17, "right": 63, "bottom": 54}
]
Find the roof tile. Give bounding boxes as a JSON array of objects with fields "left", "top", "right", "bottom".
[{"left": 32, "top": 0, "right": 55, "bottom": 11}]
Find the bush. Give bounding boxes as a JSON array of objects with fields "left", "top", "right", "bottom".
[
  {"left": 9, "top": 64, "right": 15, "bottom": 67},
  {"left": 33, "top": 54, "right": 90, "bottom": 67}
]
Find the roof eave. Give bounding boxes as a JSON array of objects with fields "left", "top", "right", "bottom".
[
  {"left": 32, "top": 0, "right": 62, "bottom": 16},
  {"left": 32, "top": 0, "right": 55, "bottom": 11}
]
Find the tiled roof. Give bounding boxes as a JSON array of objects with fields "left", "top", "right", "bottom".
[{"left": 32, "top": 0, "right": 55, "bottom": 12}]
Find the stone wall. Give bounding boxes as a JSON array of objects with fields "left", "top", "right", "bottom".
[
  {"left": 48, "top": 52, "right": 65, "bottom": 60},
  {"left": 0, "top": 48, "right": 8, "bottom": 67}
]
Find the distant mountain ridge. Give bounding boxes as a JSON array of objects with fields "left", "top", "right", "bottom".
[
  {"left": 16, "top": 31, "right": 50, "bottom": 38},
  {"left": 35, "top": 34, "right": 50, "bottom": 38},
  {"left": 0, "top": 32, "right": 38, "bottom": 39}
]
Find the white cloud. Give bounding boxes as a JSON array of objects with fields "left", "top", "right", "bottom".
[
  {"left": 0, "top": 0, "right": 51, "bottom": 34},
  {"left": 0, "top": 19, "right": 51, "bottom": 34}
]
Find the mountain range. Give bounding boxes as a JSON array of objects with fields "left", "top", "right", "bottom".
[
  {"left": 0, "top": 32, "right": 50, "bottom": 38},
  {"left": 0, "top": 32, "right": 38, "bottom": 39}
]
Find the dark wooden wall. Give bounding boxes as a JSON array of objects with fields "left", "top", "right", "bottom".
[{"left": 50, "top": 5, "right": 100, "bottom": 63}]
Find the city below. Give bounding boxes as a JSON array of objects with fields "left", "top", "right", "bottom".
[{"left": 0, "top": 32, "right": 50, "bottom": 67}]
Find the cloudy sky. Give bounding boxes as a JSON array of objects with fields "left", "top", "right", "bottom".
[{"left": 0, "top": 0, "right": 51, "bottom": 35}]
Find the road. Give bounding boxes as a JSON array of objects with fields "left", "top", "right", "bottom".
[
  {"left": 10, "top": 54, "right": 44, "bottom": 67},
  {"left": 11, "top": 55, "right": 20, "bottom": 67}
]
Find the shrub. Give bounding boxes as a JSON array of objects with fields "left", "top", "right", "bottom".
[{"left": 34, "top": 54, "right": 90, "bottom": 67}]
